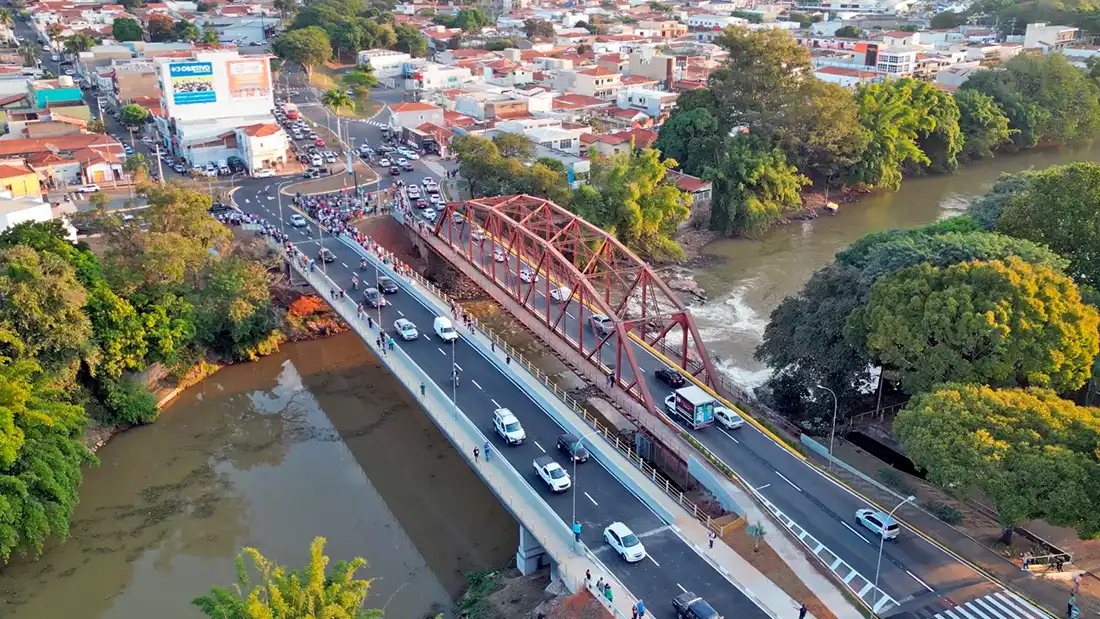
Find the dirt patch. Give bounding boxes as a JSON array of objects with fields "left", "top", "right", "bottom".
[
  {"left": 721, "top": 524, "right": 837, "bottom": 619},
  {"left": 455, "top": 567, "right": 612, "bottom": 619}
]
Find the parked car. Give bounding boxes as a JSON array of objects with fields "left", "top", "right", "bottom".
[
  {"left": 533, "top": 455, "right": 571, "bottom": 492},
  {"left": 556, "top": 433, "right": 590, "bottom": 463},
  {"left": 394, "top": 318, "right": 418, "bottom": 340},
  {"left": 603, "top": 522, "right": 646, "bottom": 562},
  {"left": 655, "top": 368, "right": 686, "bottom": 388},
  {"left": 77, "top": 184, "right": 100, "bottom": 193},
  {"left": 253, "top": 168, "right": 275, "bottom": 178},
  {"left": 492, "top": 408, "right": 526, "bottom": 445}
]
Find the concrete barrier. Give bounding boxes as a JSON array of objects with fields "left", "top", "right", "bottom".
[{"left": 688, "top": 455, "right": 745, "bottom": 517}]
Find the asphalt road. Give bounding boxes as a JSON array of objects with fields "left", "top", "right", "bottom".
[
  {"left": 232, "top": 190, "right": 772, "bottom": 619},
  {"left": 422, "top": 206, "right": 1002, "bottom": 613}
]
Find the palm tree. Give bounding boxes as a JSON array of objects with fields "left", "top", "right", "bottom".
[
  {"left": 746, "top": 522, "right": 767, "bottom": 552},
  {"left": 63, "top": 33, "right": 95, "bottom": 56},
  {"left": 123, "top": 153, "right": 149, "bottom": 183},
  {"left": 45, "top": 22, "right": 63, "bottom": 48},
  {"left": 17, "top": 39, "right": 36, "bottom": 67},
  {"left": 0, "top": 8, "right": 14, "bottom": 29},
  {"left": 320, "top": 88, "right": 353, "bottom": 114}
]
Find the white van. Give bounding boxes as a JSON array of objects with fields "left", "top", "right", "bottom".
[{"left": 433, "top": 317, "right": 458, "bottom": 342}]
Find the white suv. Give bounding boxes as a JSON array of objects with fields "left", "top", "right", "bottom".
[{"left": 492, "top": 408, "right": 526, "bottom": 445}]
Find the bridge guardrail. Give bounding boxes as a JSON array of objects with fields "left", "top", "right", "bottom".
[{"left": 283, "top": 244, "right": 637, "bottom": 619}]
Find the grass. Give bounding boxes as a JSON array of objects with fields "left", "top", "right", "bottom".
[{"left": 309, "top": 64, "right": 385, "bottom": 120}]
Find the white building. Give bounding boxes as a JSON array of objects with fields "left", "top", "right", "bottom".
[
  {"left": 875, "top": 47, "right": 917, "bottom": 77},
  {"left": 0, "top": 193, "right": 53, "bottom": 234},
  {"left": 616, "top": 88, "right": 678, "bottom": 120},
  {"left": 1024, "top": 22, "right": 1078, "bottom": 51},
  {"left": 387, "top": 102, "right": 445, "bottom": 130},
  {"left": 405, "top": 62, "right": 476, "bottom": 92},
  {"left": 357, "top": 49, "right": 412, "bottom": 79}
]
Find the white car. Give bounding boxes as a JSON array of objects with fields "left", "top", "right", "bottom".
[
  {"left": 423, "top": 208, "right": 438, "bottom": 222},
  {"left": 471, "top": 227, "right": 486, "bottom": 242},
  {"left": 493, "top": 247, "right": 506, "bottom": 263},
  {"left": 407, "top": 186, "right": 420, "bottom": 199},
  {"left": 429, "top": 194, "right": 442, "bottom": 205},
  {"left": 77, "top": 184, "right": 100, "bottom": 193},
  {"left": 253, "top": 168, "right": 275, "bottom": 178},
  {"left": 290, "top": 214, "right": 308, "bottom": 227},
  {"left": 533, "top": 455, "right": 571, "bottom": 492},
  {"left": 378, "top": 158, "right": 391, "bottom": 167},
  {"left": 396, "top": 158, "right": 408, "bottom": 166},
  {"left": 856, "top": 508, "right": 901, "bottom": 540},
  {"left": 604, "top": 522, "right": 646, "bottom": 562},
  {"left": 310, "top": 155, "right": 323, "bottom": 167},
  {"left": 140, "top": 136, "right": 154, "bottom": 144},
  {"left": 324, "top": 152, "right": 336, "bottom": 163},
  {"left": 664, "top": 394, "right": 676, "bottom": 413},
  {"left": 519, "top": 266, "right": 539, "bottom": 283},
  {"left": 406, "top": 152, "right": 420, "bottom": 160},
  {"left": 492, "top": 408, "right": 526, "bottom": 445},
  {"left": 714, "top": 406, "right": 745, "bottom": 430},
  {"left": 433, "top": 316, "right": 458, "bottom": 342},
  {"left": 394, "top": 318, "right": 419, "bottom": 341},
  {"left": 550, "top": 286, "right": 572, "bottom": 303}
]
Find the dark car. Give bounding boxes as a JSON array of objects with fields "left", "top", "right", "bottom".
[
  {"left": 389, "top": 166, "right": 401, "bottom": 176},
  {"left": 303, "top": 169, "right": 320, "bottom": 179},
  {"left": 655, "top": 368, "right": 686, "bottom": 388},
  {"left": 363, "top": 287, "right": 384, "bottom": 308},
  {"left": 318, "top": 248, "right": 336, "bottom": 263},
  {"left": 402, "top": 161, "right": 414, "bottom": 171},
  {"left": 209, "top": 202, "right": 235, "bottom": 214},
  {"left": 672, "top": 592, "right": 720, "bottom": 619},
  {"left": 377, "top": 276, "right": 399, "bottom": 294},
  {"left": 556, "top": 433, "right": 590, "bottom": 463}
]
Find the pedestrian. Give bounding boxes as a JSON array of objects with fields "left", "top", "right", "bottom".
[
  {"left": 1022, "top": 552, "right": 1032, "bottom": 570},
  {"left": 420, "top": 382, "right": 426, "bottom": 397},
  {"left": 484, "top": 441, "right": 492, "bottom": 462},
  {"left": 1069, "top": 594, "right": 1076, "bottom": 618},
  {"left": 491, "top": 341, "right": 495, "bottom": 353},
  {"left": 585, "top": 569, "right": 591, "bottom": 589},
  {"left": 376, "top": 336, "right": 382, "bottom": 348},
  {"left": 473, "top": 446, "right": 480, "bottom": 462},
  {"left": 1073, "top": 573, "right": 1082, "bottom": 595},
  {"left": 573, "top": 520, "right": 582, "bottom": 543},
  {"left": 709, "top": 531, "right": 716, "bottom": 549},
  {"left": 798, "top": 603, "right": 808, "bottom": 619},
  {"left": 596, "top": 577, "right": 604, "bottom": 593},
  {"left": 603, "top": 584, "right": 612, "bottom": 603},
  {"left": 367, "top": 316, "right": 374, "bottom": 329},
  {"left": 607, "top": 371, "right": 614, "bottom": 388},
  {"left": 637, "top": 599, "right": 645, "bottom": 618},
  {"left": 506, "top": 355, "right": 511, "bottom": 366},
  {"left": 632, "top": 605, "right": 638, "bottom": 619}
]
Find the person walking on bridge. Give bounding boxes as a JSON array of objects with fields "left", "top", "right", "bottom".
[
  {"left": 483, "top": 442, "right": 492, "bottom": 462},
  {"left": 573, "top": 520, "right": 582, "bottom": 543},
  {"left": 473, "top": 446, "right": 480, "bottom": 462}
]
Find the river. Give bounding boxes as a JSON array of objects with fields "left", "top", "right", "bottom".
[
  {"left": 0, "top": 333, "right": 515, "bottom": 619},
  {"left": 691, "top": 143, "right": 1100, "bottom": 391}
]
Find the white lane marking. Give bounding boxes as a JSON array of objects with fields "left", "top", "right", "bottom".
[
  {"left": 841, "top": 522, "right": 872, "bottom": 545},
  {"left": 454, "top": 363, "right": 464, "bottom": 371},
  {"left": 438, "top": 347, "right": 446, "bottom": 356},
  {"left": 647, "top": 554, "right": 660, "bottom": 567},
  {"left": 566, "top": 312, "right": 575, "bottom": 319},
  {"left": 397, "top": 310, "right": 404, "bottom": 317},
  {"left": 718, "top": 428, "right": 738, "bottom": 442},
  {"left": 676, "top": 583, "right": 687, "bottom": 594},
  {"left": 584, "top": 492, "right": 598, "bottom": 506},
  {"left": 755, "top": 483, "right": 770, "bottom": 490},
  {"left": 857, "top": 581, "right": 874, "bottom": 597},
  {"left": 906, "top": 570, "right": 933, "bottom": 592},
  {"left": 472, "top": 379, "right": 482, "bottom": 390},
  {"left": 533, "top": 441, "right": 545, "bottom": 453},
  {"left": 341, "top": 262, "right": 348, "bottom": 268},
  {"left": 775, "top": 471, "right": 802, "bottom": 492},
  {"left": 491, "top": 398, "right": 501, "bottom": 407}
]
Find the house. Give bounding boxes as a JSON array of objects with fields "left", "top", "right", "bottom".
[
  {"left": 236, "top": 123, "right": 289, "bottom": 173},
  {"left": 0, "top": 162, "right": 42, "bottom": 198},
  {"left": 575, "top": 67, "right": 622, "bottom": 99},
  {"left": 388, "top": 102, "right": 445, "bottom": 130},
  {"left": 581, "top": 128, "right": 657, "bottom": 157},
  {"left": 0, "top": 133, "right": 125, "bottom": 188},
  {"left": 597, "top": 106, "right": 652, "bottom": 131},
  {"left": 0, "top": 193, "right": 53, "bottom": 234},
  {"left": 357, "top": 49, "right": 412, "bottom": 80},
  {"left": 1024, "top": 22, "right": 1077, "bottom": 52},
  {"left": 665, "top": 169, "right": 712, "bottom": 225},
  {"left": 616, "top": 87, "right": 677, "bottom": 121},
  {"left": 814, "top": 66, "right": 880, "bottom": 88},
  {"left": 874, "top": 47, "right": 918, "bottom": 77}
]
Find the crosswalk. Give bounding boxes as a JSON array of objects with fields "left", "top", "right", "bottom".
[{"left": 902, "top": 590, "right": 1050, "bottom": 619}]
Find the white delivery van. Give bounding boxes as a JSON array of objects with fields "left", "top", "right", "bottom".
[{"left": 433, "top": 317, "right": 458, "bottom": 342}]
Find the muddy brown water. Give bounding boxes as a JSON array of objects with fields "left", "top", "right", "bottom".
[
  {"left": 0, "top": 333, "right": 514, "bottom": 619},
  {"left": 691, "top": 143, "right": 1100, "bottom": 391}
]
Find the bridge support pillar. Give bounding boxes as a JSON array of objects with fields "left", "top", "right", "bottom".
[{"left": 515, "top": 525, "right": 549, "bottom": 576}]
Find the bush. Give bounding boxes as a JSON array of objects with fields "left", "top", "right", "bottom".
[
  {"left": 101, "top": 377, "right": 159, "bottom": 425},
  {"left": 878, "top": 467, "right": 917, "bottom": 495},
  {"left": 924, "top": 500, "right": 964, "bottom": 525},
  {"left": 288, "top": 294, "right": 327, "bottom": 317}
]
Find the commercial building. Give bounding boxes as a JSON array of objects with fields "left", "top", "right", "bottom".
[
  {"left": 1024, "top": 22, "right": 1078, "bottom": 51},
  {"left": 357, "top": 49, "right": 412, "bottom": 79},
  {"left": 0, "top": 193, "right": 52, "bottom": 232}
]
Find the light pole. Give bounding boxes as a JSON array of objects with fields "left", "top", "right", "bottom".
[
  {"left": 816, "top": 384, "right": 839, "bottom": 470},
  {"left": 570, "top": 430, "right": 601, "bottom": 551},
  {"left": 872, "top": 495, "right": 914, "bottom": 609}
]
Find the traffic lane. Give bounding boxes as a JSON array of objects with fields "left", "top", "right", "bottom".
[{"left": 304, "top": 238, "right": 763, "bottom": 619}]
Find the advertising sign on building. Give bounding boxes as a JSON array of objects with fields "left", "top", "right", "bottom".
[
  {"left": 226, "top": 59, "right": 271, "bottom": 100},
  {"left": 168, "top": 62, "right": 216, "bottom": 105}
]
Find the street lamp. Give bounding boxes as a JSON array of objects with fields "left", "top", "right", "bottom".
[
  {"left": 570, "top": 430, "right": 601, "bottom": 551},
  {"left": 872, "top": 495, "right": 915, "bottom": 609},
  {"left": 816, "top": 384, "right": 839, "bottom": 470}
]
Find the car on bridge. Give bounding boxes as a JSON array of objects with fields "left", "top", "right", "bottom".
[
  {"left": 556, "top": 433, "right": 590, "bottom": 463},
  {"left": 714, "top": 406, "right": 744, "bottom": 431},
  {"left": 493, "top": 246, "right": 506, "bottom": 262},
  {"left": 377, "top": 276, "right": 399, "bottom": 294},
  {"left": 856, "top": 508, "right": 901, "bottom": 540},
  {"left": 318, "top": 248, "right": 336, "bottom": 263},
  {"left": 655, "top": 367, "right": 686, "bottom": 388},
  {"left": 471, "top": 227, "right": 486, "bottom": 242},
  {"left": 533, "top": 455, "right": 571, "bottom": 492},
  {"left": 590, "top": 314, "right": 614, "bottom": 337},
  {"left": 423, "top": 208, "right": 438, "bottom": 222},
  {"left": 434, "top": 316, "right": 459, "bottom": 342},
  {"left": 492, "top": 408, "right": 526, "bottom": 445},
  {"left": 363, "top": 287, "right": 385, "bottom": 308},
  {"left": 290, "top": 214, "right": 307, "bottom": 227},
  {"left": 519, "top": 266, "right": 539, "bottom": 283},
  {"left": 603, "top": 521, "right": 646, "bottom": 563},
  {"left": 672, "top": 592, "right": 721, "bottom": 619},
  {"left": 549, "top": 286, "right": 572, "bottom": 303},
  {"left": 394, "top": 318, "right": 418, "bottom": 340},
  {"left": 406, "top": 185, "right": 420, "bottom": 199}
]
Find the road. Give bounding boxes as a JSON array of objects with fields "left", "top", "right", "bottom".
[
  {"left": 415, "top": 204, "right": 1047, "bottom": 618},
  {"left": 232, "top": 185, "right": 774, "bottom": 619}
]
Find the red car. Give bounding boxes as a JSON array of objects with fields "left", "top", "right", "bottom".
[{"left": 314, "top": 138, "right": 325, "bottom": 147}]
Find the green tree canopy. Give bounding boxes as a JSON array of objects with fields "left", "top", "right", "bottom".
[
  {"left": 272, "top": 26, "right": 332, "bottom": 77},
  {"left": 654, "top": 106, "right": 724, "bottom": 177},
  {"left": 492, "top": 132, "right": 535, "bottom": 160},
  {"left": 850, "top": 258, "right": 1099, "bottom": 395},
  {"left": 995, "top": 162, "right": 1100, "bottom": 290},
  {"left": 341, "top": 67, "right": 377, "bottom": 96},
  {"left": 118, "top": 103, "right": 149, "bottom": 127},
  {"left": 192, "top": 256, "right": 283, "bottom": 362},
  {"left": 896, "top": 384, "right": 1100, "bottom": 539},
  {"left": 524, "top": 18, "right": 556, "bottom": 38},
  {"left": 705, "top": 133, "right": 808, "bottom": 236},
  {"left": 833, "top": 25, "right": 861, "bottom": 37},
  {"left": 955, "top": 88, "right": 1015, "bottom": 160},
  {"left": 173, "top": 18, "right": 201, "bottom": 42},
  {"left": 320, "top": 88, "right": 352, "bottom": 113},
  {"left": 193, "top": 537, "right": 383, "bottom": 619},
  {"left": 147, "top": 13, "right": 176, "bottom": 42},
  {"left": 63, "top": 32, "right": 95, "bottom": 55},
  {"left": 394, "top": 23, "right": 427, "bottom": 57},
  {"left": 930, "top": 10, "right": 965, "bottom": 29}
]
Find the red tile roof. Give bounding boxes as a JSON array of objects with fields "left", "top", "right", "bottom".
[
  {"left": 579, "top": 67, "right": 618, "bottom": 77},
  {"left": 0, "top": 133, "right": 121, "bottom": 158},
  {"left": 241, "top": 123, "right": 282, "bottom": 137},
  {"left": 391, "top": 102, "right": 441, "bottom": 113},
  {"left": 0, "top": 163, "right": 33, "bottom": 178}
]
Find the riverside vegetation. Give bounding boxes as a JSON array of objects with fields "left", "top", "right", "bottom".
[
  {"left": 0, "top": 182, "right": 342, "bottom": 562},
  {"left": 755, "top": 161, "right": 1100, "bottom": 543}
]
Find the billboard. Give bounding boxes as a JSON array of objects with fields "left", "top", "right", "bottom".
[
  {"left": 168, "top": 62, "right": 216, "bottom": 105},
  {"left": 226, "top": 59, "right": 271, "bottom": 100}
]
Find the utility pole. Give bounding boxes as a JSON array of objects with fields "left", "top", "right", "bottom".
[{"left": 154, "top": 142, "right": 165, "bottom": 184}]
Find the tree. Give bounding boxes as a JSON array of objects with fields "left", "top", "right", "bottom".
[
  {"left": 85, "top": 283, "right": 147, "bottom": 379},
  {"left": 453, "top": 134, "right": 503, "bottom": 197},
  {"left": 87, "top": 119, "right": 108, "bottom": 134},
  {"left": 787, "top": 12, "right": 814, "bottom": 28},
  {"left": 341, "top": 67, "right": 377, "bottom": 97},
  {"left": 273, "top": 0, "right": 298, "bottom": 24},
  {"left": 454, "top": 7, "right": 490, "bottom": 33},
  {"left": 320, "top": 88, "right": 353, "bottom": 114},
  {"left": 847, "top": 79, "right": 944, "bottom": 189},
  {"left": 524, "top": 18, "right": 556, "bottom": 39},
  {"left": 849, "top": 258, "right": 1099, "bottom": 395},
  {"left": 833, "top": 25, "right": 861, "bottom": 37},
  {"left": 746, "top": 522, "right": 767, "bottom": 551},
  {"left": 955, "top": 88, "right": 1014, "bottom": 161},
  {"left": 706, "top": 133, "right": 808, "bottom": 236},
  {"left": 118, "top": 103, "right": 149, "bottom": 127},
  {"left": 492, "top": 132, "right": 535, "bottom": 160},
  {"left": 0, "top": 353, "right": 94, "bottom": 561},
  {"left": 45, "top": 22, "right": 63, "bottom": 45},
  {"left": 995, "top": 162, "right": 1100, "bottom": 290},
  {"left": 124, "top": 153, "right": 150, "bottom": 183},
  {"left": 0, "top": 8, "right": 13, "bottom": 29},
  {"left": 17, "top": 40, "right": 37, "bottom": 66},
  {"left": 773, "top": 78, "right": 869, "bottom": 183},
  {"left": 930, "top": 10, "right": 965, "bottom": 29},
  {"left": 272, "top": 26, "right": 332, "bottom": 77},
  {"left": 895, "top": 384, "right": 1100, "bottom": 541},
  {"left": 63, "top": 32, "right": 95, "bottom": 55},
  {"left": 709, "top": 26, "right": 812, "bottom": 131},
  {"left": 202, "top": 22, "right": 219, "bottom": 45},
  {"left": 111, "top": 16, "right": 143, "bottom": 42},
  {"left": 330, "top": 21, "right": 365, "bottom": 62},
  {"left": 192, "top": 256, "right": 283, "bottom": 361},
  {"left": 654, "top": 107, "right": 724, "bottom": 177},
  {"left": 192, "top": 537, "right": 383, "bottom": 619},
  {"left": 147, "top": 14, "right": 176, "bottom": 42},
  {"left": 0, "top": 246, "right": 92, "bottom": 380},
  {"left": 394, "top": 23, "right": 427, "bottom": 57},
  {"left": 173, "top": 18, "right": 201, "bottom": 42},
  {"left": 485, "top": 38, "right": 515, "bottom": 51}
]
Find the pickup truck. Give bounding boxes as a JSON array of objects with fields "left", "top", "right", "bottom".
[{"left": 672, "top": 592, "right": 721, "bottom": 619}]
